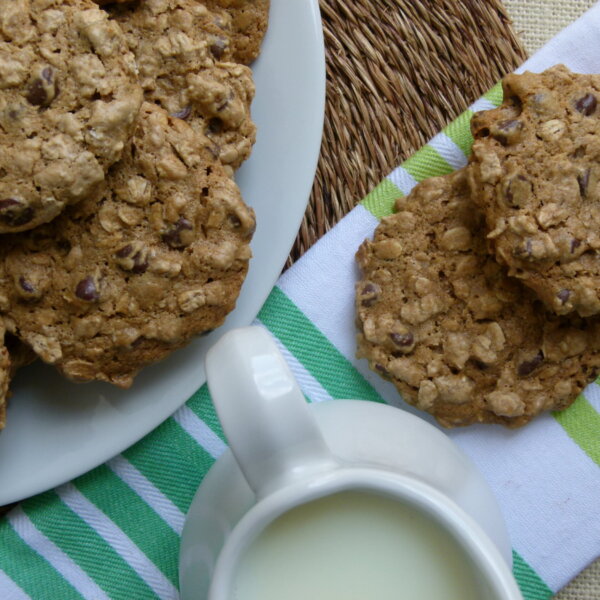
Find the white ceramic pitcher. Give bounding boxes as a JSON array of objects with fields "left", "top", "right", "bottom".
[{"left": 179, "top": 326, "right": 523, "bottom": 600}]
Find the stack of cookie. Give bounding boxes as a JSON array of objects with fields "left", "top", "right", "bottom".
[
  {"left": 0, "top": 0, "right": 269, "bottom": 429},
  {"left": 356, "top": 64, "right": 600, "bottom": 428}
]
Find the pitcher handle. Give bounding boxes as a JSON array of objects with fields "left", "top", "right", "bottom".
[{"left": 205, "top": 326, "right": 337, "bottom": 498}]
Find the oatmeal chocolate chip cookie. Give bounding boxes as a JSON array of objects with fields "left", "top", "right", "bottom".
[
  {"left": 0, "top": 0, "right": 143, "bottom": 232},
  {"left": 469, "top": 64, "right": 600, "bottom": 317},
  {"left": 1, "top": 103, "right": 255, "bottom": 388},
  {"left": 355, "top": 169, "right": 600, "bottom": 428},
  {"left": 109, "top": 0, "right": 257, "bottom": 171}
]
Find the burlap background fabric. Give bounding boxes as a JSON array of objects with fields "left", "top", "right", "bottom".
[{"left": 504, "top": 0, "right": 597, "bottom": 54}]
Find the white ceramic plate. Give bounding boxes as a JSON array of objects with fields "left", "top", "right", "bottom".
[{"left": 0, "top": 0, "right": 325, "bottom": 506}]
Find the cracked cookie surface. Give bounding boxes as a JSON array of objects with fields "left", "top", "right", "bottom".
[
  {"left": 469, "top": 65, "right": 600, "bottom": 317},
  {"left": 0, "top": 0, "right": 142, "bottom": 232},
  {"left": 1, "top": 103, "right": 255, "bottom": 388},
  {"left": 109, "top": 0, "right": 259, "bottom": 171},
  {"left": 356, "top": 169, "right": 600, "bottom": 427}
]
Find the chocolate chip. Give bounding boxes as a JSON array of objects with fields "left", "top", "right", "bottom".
[
  {"left": 115, "top": 242, "right": 151, "bottom": 274},
  {"left": 557, "top": 289, "right": 571, "bottom": 305},
  {"left": 162, "top": 217, "right": 193, "bottom": 248},
  {"left": 570, "top": 238, "right": 582, "bottom": 253},
  {"left": 390, "top": 332, "right": 414, "bottom": 348},
  {"left": 575, "top": 93, "right": 597, "bottom": 116},
  {"left": 25, "top": 79, "right": 47, "bottom": 106},
  {"left": 210, "top": 37, "right": 227, "bottom": 60},
  {"left": 517, "top": 350, "right": 544, "bottom": 377},
  {"left": 131, "top": 250, "right": 149, "bottom": 274},
  {"left": 360, "top": 282, "right": 381, "bottom": 307},
  {"left": 0, "top": 198, "right": 34, "bottom": 227},
  {"left": 115, "top": 244, "right": 132, "bottom": 258},
  {"left": 19, "top": 277, "right": 35, "bottom": 294},
  {"left": 578, "top": 168, "right": 590, "bottom": 197},
  {"left": 75, "top": 276, "right": 99, "bottom": 302},
  {"left": 207, "top": 118, "right": 223, "bottom": 134},
  {"left": 171, "top": 106, "right": 192, "bottom": 120},
  {"left": 25, "top": 67, "right": 57, "bottom": 107},
  {"left": 493, "top": 119, "right": 523, "bottom": 145}
]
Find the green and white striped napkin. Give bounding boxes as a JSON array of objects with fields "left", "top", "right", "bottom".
[{"left": 2, "top": 6, "right": 600, "bottom": 599}]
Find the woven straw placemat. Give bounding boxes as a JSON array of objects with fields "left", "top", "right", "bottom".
[{"left": 288, "top": 0, "right": 527, "bottom": 265}]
